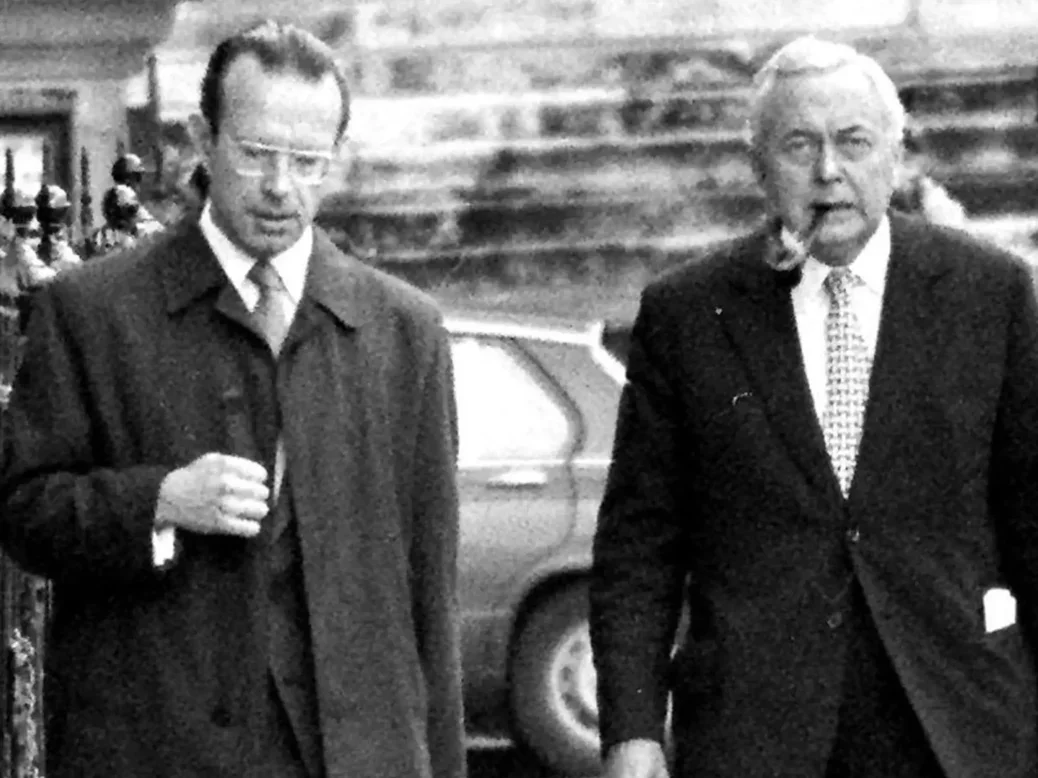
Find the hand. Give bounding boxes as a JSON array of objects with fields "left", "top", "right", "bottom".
[
  {"left": 156, "top": 453, "right": 269, "bottom": 538},
  {"left": 602, "top": 739, "right": 670, "bottom": 778}
]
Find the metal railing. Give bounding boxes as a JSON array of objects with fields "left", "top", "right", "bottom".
[{"left": 0, "top": 140, "right": 160, "bottom": 778}]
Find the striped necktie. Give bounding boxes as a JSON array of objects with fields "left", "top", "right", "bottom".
[
  {"left": 822, "top": 268, "right": 872, "bottom": 497},
  {"left": 247, "top": 260, "right": 292, "bottom": 356},
  {"left": 246, "top": 260, "right": 291, "bottom": 502}
]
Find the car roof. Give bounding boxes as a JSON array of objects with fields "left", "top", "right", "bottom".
[
  {"left": 443, "top": 308, "right": 601, "bottom": 345},
  {"left": 443, "top": 307, "right": 628, "bottom": 386}
]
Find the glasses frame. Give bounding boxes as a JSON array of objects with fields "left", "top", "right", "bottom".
[{"left": 226, "top": 135, "right": 336, "bottom": 185}]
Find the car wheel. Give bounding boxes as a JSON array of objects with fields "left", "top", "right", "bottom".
[{"left": 510, "top": 582, "right": 602, "bottom": 777}]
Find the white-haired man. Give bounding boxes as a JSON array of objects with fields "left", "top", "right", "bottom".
[{"left": 591, "top": 35, "right": 1038, "bottom": 778}]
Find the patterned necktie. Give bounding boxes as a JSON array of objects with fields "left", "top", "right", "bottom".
[
  {"left": 247, "top": 260, "right": 292, "bottom": 356},
  {"left": 822, "top": 268, "right": 872, "bottom": 497}
]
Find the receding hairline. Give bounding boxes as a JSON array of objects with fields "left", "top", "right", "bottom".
[
  {"left": 747, "top": 38, "right": 906, "bottom": 150},
  {"left": 216, "top": 52, "right": 344, "bottom": 128},
  {"left": 222, "top": 51, "right": 342, "bottom": 95},
  {"left": 200, "top": 20, "right": 352, "bottom": 142}
]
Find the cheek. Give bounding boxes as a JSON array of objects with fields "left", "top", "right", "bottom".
[
  {"left": 855, "top": 166, "right": 897, "bottom": 208},
  {"left": 296, "top": 187, "right": 322, "bottom": 214},
  {"left": 767, "top": 171, "right": 813, "bottom": 210}
]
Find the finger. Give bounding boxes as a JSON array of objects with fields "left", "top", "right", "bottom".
[
  {"left": 223, "top": 473, "right": 271, "bottom": 503},
  {"left": 214, "top": 454, "right": 269, "bottom": 484},
  {"left": 216, "top": 515, "right": 263, "bottom": 538},
  {"left": 220, "top": 495, "right": 269, "bottom": 522}
]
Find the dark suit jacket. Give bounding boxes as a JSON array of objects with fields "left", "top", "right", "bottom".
[
  {"left": 0, "top": 221, "right": 465, "bottom": 778},
  {"left": 590, "top": 214, "right": 1038, "bottom": 778}
]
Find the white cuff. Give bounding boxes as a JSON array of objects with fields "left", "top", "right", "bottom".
[{"left": 152, "top": 525, "right": 178, "bottom": 568}]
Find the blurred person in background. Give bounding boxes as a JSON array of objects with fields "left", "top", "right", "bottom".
[
  {"left": 83, "top": 183, "right": 165, "bottom": 259},
  {"left": 890, "top": 119, "right": 969, "bottom": 228},
  {"left": 591, "top": 35, "right": 1038, "bottom": 778},
  {"left": 0, "top": 19, "right": 464, "bottom": 778}
]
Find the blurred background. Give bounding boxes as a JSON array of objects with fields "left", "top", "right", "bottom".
[
  {"left": 116, "top": 0, "right": 1038, "bottom": 323},
  {"left": 2, "top": 4, "right": 1038, "bottom": 776}
]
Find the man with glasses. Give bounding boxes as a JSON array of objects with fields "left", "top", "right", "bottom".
[
  {"left": 0, "top": 20, "right": 464, "bottom": 778},
  {"left": 592, "top": 36, "right": 1038, "bottom": 778}
]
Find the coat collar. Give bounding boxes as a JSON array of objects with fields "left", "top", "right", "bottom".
[
  {"left": 159, "top": 220, "right": 373, "bottom": 332},
  {"left": 716, "top": 213, "right": 953, "bottom": 499}
]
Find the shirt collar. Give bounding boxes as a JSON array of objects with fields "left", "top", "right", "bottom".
[
  {"left": 792, "top": 216, "right": 891, "bottom": 297},
  {"left": 198, "top": 201, "right": 311, "bottom": 306}
]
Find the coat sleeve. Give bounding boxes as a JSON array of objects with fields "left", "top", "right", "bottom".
[
  {"left": 409, "top": 320, "right": 466, "bottom": 778},
  {"left": 989, "top": 261, "right": 1038, "bottom": 672},
  {"left": 589, "top": 287, "right": 690, "bottom": 754},
  {"left": 0, "top": 282, "right": 171, "bottom": 585}
]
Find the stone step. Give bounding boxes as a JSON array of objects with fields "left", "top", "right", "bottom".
[
  {"left": 318, "top": 168, "right": 1038, "bottom": 260},
  {"left": 346, "top": 208, "right": 1038, "bottom": 291},
  {"left": 349, "top": 117, "right": 1038, "bottom": 204}
]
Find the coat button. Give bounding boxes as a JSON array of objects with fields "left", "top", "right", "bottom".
[
  {"left": 827, "top": 612, "right": 843, "bottom": 629},
  {"left": 846, "top": 527, "right": 860, "bottom": 544},
  {"left": 211, "top": 704, "right": 233, "bottom": 728}
]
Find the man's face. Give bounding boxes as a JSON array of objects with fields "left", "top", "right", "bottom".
[
  {"left": 196, "top": 54, "right": 343, "bottom": 260},
  {"left": 752, "top": 66, "right": 902, "bottom": 266}
]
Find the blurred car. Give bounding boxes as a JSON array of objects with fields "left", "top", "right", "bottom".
[{"left": 446, "top": 310, "right": 626, "bottom": 776}]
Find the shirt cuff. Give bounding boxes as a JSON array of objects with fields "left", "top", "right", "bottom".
[{"left": 152, "top": 525, "right": 178, "bottom": 569}]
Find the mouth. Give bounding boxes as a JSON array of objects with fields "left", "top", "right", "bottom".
[
  {"left": 812, "top": 203, "right": 855, "bottom": 220},
  {"left": 253, "top": 213, "right": 295, "bottom": 231}
]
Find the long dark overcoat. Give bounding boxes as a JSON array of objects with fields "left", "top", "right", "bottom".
[{"left": 0, "top": 221, "right": 464, "bottom": 778}]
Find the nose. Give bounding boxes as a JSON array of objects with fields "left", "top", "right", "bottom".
[
  {"left": 814, "top": 141, "right": 842, "bottom": 182},
  {"left": 261, "top": 154, "right": 292, "bottom": 196}
]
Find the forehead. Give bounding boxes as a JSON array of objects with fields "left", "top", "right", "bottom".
[
  {"left": 761, "top": 66, "right": 891, "bottom": 137},
  {"left": 219, "top": 54, "right": 341, "bottom": 148}
]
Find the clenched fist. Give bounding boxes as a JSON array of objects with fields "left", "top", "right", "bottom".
[{"left": 155, "top": 453, "right": 270, "bottom": 538}]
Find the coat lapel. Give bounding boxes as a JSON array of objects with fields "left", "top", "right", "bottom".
[
  {"left": 159, "top": 221, "right": 376, "bottom": 348},
  {"left": 715, "top": 229, "right": 839, "bottom": 497},
  {"left": 849, "top": 215, "right": 953, "bottom": 503},
  {"left": 281, "top": 229, "right": 373, "bottom": 352}
]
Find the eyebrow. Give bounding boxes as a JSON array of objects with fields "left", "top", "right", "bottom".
[{"left": 779, "top": 124, "right": 877, "bottom": 140}]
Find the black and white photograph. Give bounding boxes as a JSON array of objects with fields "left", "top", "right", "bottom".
[{"left": 2, "top": 1, "right": 1038, "bottom": 777}]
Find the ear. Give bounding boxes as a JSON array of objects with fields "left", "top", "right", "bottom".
[
  {"left": 334, "top": 139, "right": 356, "bottom": 182},
  {"left": 891, "top": 136, "right": 905, "bottom": 170},
  {"left": 187, "top": 114, "right": 214, "bottom": 165}
]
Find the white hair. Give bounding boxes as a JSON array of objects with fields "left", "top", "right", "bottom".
[{"left": 746, "top": 36, "right": 906, "bottom": 152}]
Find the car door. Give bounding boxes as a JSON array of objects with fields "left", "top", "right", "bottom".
[{"left": 450, "top": 331, "right": 581, "bottom": 624}]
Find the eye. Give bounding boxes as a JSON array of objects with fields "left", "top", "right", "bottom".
[
  {"left": 292, "top": 153, "right": 325, "bottom": 175},
  {"left": 837, "top": 134, "right": 874, "bottom": 156},
  {"left": 783, "top": 137, "right": 812, "bottom": 154},
  {"left": 238, "top": 142, "right": 274, "bottom": 163}
]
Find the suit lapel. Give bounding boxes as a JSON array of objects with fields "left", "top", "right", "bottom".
[
  {"left": 715, "top": 229, "right": 840, "bottom": 497},
  {"left": 850, "top": 215, "right": 952, "bottom": 503}
]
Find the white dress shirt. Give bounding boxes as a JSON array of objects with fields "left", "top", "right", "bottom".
[
  {"left": 154, "top": 203, "right": 313, "bottom": 566},
  {"left": 787, "top": 216, "right": 891, "bottom": 426}
]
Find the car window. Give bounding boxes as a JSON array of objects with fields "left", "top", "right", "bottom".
[{"left": 451, "top": 335, "right": 571, "bottom": 464}]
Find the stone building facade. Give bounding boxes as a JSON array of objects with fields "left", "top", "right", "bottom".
[{"left": 0, "top": 0, "right": 179, "bottom": 235}]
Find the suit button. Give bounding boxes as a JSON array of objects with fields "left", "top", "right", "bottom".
[
  {"left": 846, "top": 528, "right": 860, "bottom": 544},
  {"left": 827, "top": 612, "right": 843, "bottom": 629},
  {"left": 211, "top": 704, "right": 233, "bottom": 728}
]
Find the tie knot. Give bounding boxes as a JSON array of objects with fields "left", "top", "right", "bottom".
[
  {"left": 823, "top": 267, "right": 858, "bottom": 301},
  {"left": 247, "top": 261, "right": 284, "bottom": 292}
]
